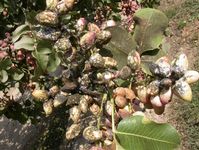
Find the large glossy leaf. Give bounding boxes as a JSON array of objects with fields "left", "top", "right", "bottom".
[
  {"left": 0, "top": 58, "right": 12, "bottom": 70},
  {"left": 14, "top": 35, "right": 35, "bottom": 51},
  {"left": 12, "top": 69, "right": 24, "bottom": 81},
  {"left": 37, "top": 40, "right": 53, "bottom": 54},
  {"left": 26, "top": 11, "right": 38, "bottom": 25},
  {"left": 104, "top": 26, "right": 137, "bottom": 69},
  {"left": 32, "top": 51, "right": 49, "bottom": 71},
  {"left": 116, "top": 115, "right": 181, "bottom": 150},
  {"left": 12, "top": 24, "right": 30, "bottom": 43},
  {"left": 133, "top": 8, "right": 168, "bottom": 54},
  {"left": 47, "top": 53, "right": 61, "bottom": 72},
  {"left": 0, "top": 70, "right": 8, "bottom": 83}
]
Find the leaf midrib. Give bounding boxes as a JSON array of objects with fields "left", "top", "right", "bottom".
[
  {"left": 139, "top": 10, "right": 154, "bottom": 49},
  {"left": 115, "top": 130, "right": 177, "bottom": 145}
]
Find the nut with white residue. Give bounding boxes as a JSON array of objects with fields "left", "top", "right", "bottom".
[
  {"left": 70, "top": 106, "right": 81, "bottom": 123},
  {"left": 89, "top": 53, "right": 105, "bottom": 68},
  {"left": 183, "top": 70, "right": 199, "bottom": 84},
  {"left": 36, "top": 10, "right": 58, "bottom": 26},
  {"left": 137, "top": 86, "right": 148, "bottom": 104},
  {"left": 90, "top": 103, "right": 100, "bottom": 116},
  {"left": 127, "top": 51, "right": 140, "bottom": 70},
  {"left": 147, "top": 80, "right": 160, "bottom": 96},
  {"left": 83, "top": 126, "right": 103, "bottom": 142},
  {"left": 79, "top": 97, "right": 88, "bottom": 113},
  {"left": 32, "top": 90, "right": 48, "bottom": 101},
  {"left": 56, "top": 0, "right": 76, "bottom": 14},
  {"left": 65, "top": 124, "right": 81, "bottom": 140},
  {"left": 53, "top": 93, "right": 67, "bottom": 107},
  {"left": 173, "top": 80, "right": 192, "bottom": 101},
  {"left": 49, "top": 86, "right": 59, "bottom": 97},
  {"left": 43, "top": 100, "right": 53, "bottom": 115}
]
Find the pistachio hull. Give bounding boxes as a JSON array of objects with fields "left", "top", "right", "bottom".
[
  {"left": 88, "top": 23, "right": 101, "bottom": 34},
  {"left": 79, "top": 98, "right": 88, "bottom": 113},
  {"left": 32, "top": 90, "right": 48, "bottom": 101},
  {"left": 34, "top": 26, "right": 61, "bottom": 41},
  {"left": 114, "top": 96, "right": 127, "bottom": 108},
  {"left": 118, "top": 66, "right": 132, "bottom": 80},
  {"left": 46, "top": 0, "right": 58, "bottom": 11},
  {"left": 54, "top": 37, "right": 72, "bottom": 52},
  {"left": 160, "top": 87, "right": 172, "bottom": 105},
  {"left": 124, "top": 88, "right": 136, "bottom": 101},
  {"left": 90, "top": 103, "right": 100, "bottom": 116},
  {"left": 173, "top": 80, "right": 192, "bottom": 101},
  {"left": 36, "top": 10, "right": 58, "bottom": 26},
  {"left": 96, "top": 30, "right": 112, "bottom": 45},
  {"left": 113, "top": 87, "right": 126, "bottom": 97},
  {"left": 105, "top": 101, "right": 113, "bottom": 116},
  {"left": 56, "top": 0, "right": 75, "bottom": 14},
  {"left": 83, "top": 126, "right": 103, "bottom": 142},
  {"left": 127, "top": 51, "right": 140, "bottom": 70},
  {"left": 137, "top": 86, "right": 148, "bottom": 103},
  {"left": 103, "top": 57, "right": 117, "bottom": 68},
  {"left": 118, "top": 108, "right": 131, "bottom": 119},
  {"left": 89, "top": 53, "right": 104, "bottom": 68},
  {"left": 53, "top": 93, "right": 67, "bottom": 107},
  {"left": 150, "top": 95, "right": 163, "bottom": 108},
  {"left": 155, "top": 57, "right": 171, "bottom": 77},
  {"left": 65, "top": 124, "right": 81, "bottom": 140},
  {"left": 43, "top": 100, "right": 53, "bottom": 115},
  {"left": 147, "top": 80, "right": 160, "bottom": 96},
  {"left": 172, "top": 53, "right": 188, "bottom": 71},
  {"left": 183, "top": 70, "right": 199, "bottom": 84},
  {"left": 69, "top": 106, "right": 81, "bottom": 123},
  {"left": 80, "top": 32, "right": 96, "bottom": 49}
]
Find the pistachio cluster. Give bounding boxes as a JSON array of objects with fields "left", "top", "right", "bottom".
[
  {"left": 136, "top": 54, "right": 199, "bottom": 115},
  {"left": 32, "top": 1, "right": 145, "bottom": 148},
  {"left": 31, "top": 0, "right": 126, "bottom": 148}
]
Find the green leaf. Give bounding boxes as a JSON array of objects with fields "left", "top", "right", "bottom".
[
  {"left": 0, "top": 58, "right": 12, "bottom": 70},
  {"left": 33, "top": 65, "right": 43, "bottom": 80},
  {"left": 161, "top": 38, "right": 171, "bottom": 52},
  {"left": 0, "top": 3, "right": 3, "bottom": 13},
  {"left": 114, "top": 78, "right": 130, "bottom": 87},
  {"left": 47, "top": 53, "right": 61, "bottom": 72},
  {"left": 133, "top": 8, "right": 168, "bottom": 54},
  {"left": 12, "top": 24, "right": 30, "bottom": 43},
  {"left": 32, "top": 51, "right": 49, "bottom": 71},
  {"left": 14, "top": 35, "right": 35, "bottom": 51},
  {"left": 26, "top": 11, "right": 38, "bottom": 25},
  {"left": 37, "top": 40, "right": 53, "bottom": 54},
  {"left": 116, "top": 115, "right": 181, "bottom": 150},
  {"left": 0, "top": 70, "right": 8, "bottom": 83},
  {"left": 12, "top": 69, "right": 24, "bottom": 81},
  {"left": 104, "top": 26, "right": 137, "bottom": 69},
  {"left": 137, "top": 0, "right": 143, "bottom": 4}
]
